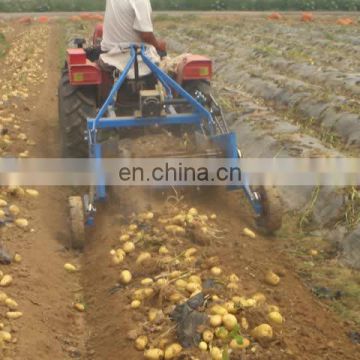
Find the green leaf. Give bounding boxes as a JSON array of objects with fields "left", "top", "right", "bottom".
[
  {"left": 222, "top": 347, "right": 229, "bottom": 360},
  {"left": 234, "top": 334, "right": 244, "bottom": 345}
]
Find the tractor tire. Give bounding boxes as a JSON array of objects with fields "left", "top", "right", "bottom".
[
  {"left": 68, "top": 196, "right": 86, "bottom": 250},
  {"left": 58, "top": 69, "right": 97, "bottom": 157},
  {"left": 256, "top": 186, "right": 283, "bottom": 235}
]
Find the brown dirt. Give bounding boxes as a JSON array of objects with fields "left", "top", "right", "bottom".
[{"left": 0, "top": 17, "right": 359, "bottom": 360}]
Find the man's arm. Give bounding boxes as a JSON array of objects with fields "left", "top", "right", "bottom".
[{"left": 138, "top": 31, "right": 166, "bottom": 52}]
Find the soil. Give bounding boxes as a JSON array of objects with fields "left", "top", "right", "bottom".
[{"left": 0, "top": 14, "right": 359, "bottom": 360}]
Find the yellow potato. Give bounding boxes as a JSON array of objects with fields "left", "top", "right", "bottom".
[
  {"left": 215, "top": 326, "right": 228, "bottom": 339},
  {"left": 211, "top": 267, "right": 222, "bottom": 276},
  {"left": 265, "top": 270, "right": 280, "bottom": 286},
  {"left": 131, "top": 300, "right": 141, "bottom": 309},
  {"left": 141, "top": 278, "right": 154, "bottom": 286},
  {"left": 198, "top": 341, "right": 208, "bottom": 351},
  {"left": 64, "top": 263, "right": 77, "bottom": 273},
  {"left": 143, "top": 288, "right": 154, "bottom": 298},
  {"left": 25, "top": 189, "right": 39, "bottom": 198},
  {"left": 188, "top": 275, "right": 201, "bottom": 284},
  {"left": 0, "top": 275, "right": 13, "bottom": 287},
  {"left": 123, "top": 241, "right": 135, "bottom": 254},
  {"left": 14, "top": 253, "right": 22, "bottom": 263},
  {"left": 184, "top": 247, "right": 197, "bottom": 258},
  {"left": 222, "top": 314, "right": 238, "bottom": 330},
  {"left": 129, "top": 224, "right": 138, "bottom": 231},
  {"left": 5, "top": 298, "right": 18, "bottom": 310},
  {"left": 186, "top": 282, "right": 201, "bottom": 293},
  {"left": 229, "top": 337, "right": 250, "bottom": 350},
  {"left": 224, "top": 301, "right": 237, "bottom": 314},
  {"left": 210, "top": 304, "right": 228, "bottom": 316},
  {"left": 119, "top": 270, "right": 132, "bottom": 285},
  {"left": 243, "top": 228, "right": 256, "bottom": 238},
  {"left": 229, "top": 273, "right": 240, "bottom": 282},
  {"left": 6, "top": 311, "right": 23, "bottom": 319},
  {"left": 112, "top": 254, "right": 124, "bottom": 265},
  {"left": 267, "top": 305, "right": 280, "bottom": 313},
  {"left": 202, "top": 329, "right": 214, "bottom": 342},
  {"left": 164, "top": 343, "right": 182, "bottom": 359},
  {"left": 158, "top": 246, "right": 169, "bottom": 255},
  {"left": 188, "top": 208, "right": 198, "bottom": 216},
  {"left": 0, "top": 330, "right": 12, "bottom": 342},
  {"left": 9, "top": 204, "right": 20, "bottom": 216},
  {"left": 241, "top": 317, "right": 249, "bottom": 330},
  {"left": 252, "top": 292, "right": 266, "bottom": 304},
  {"left": 136, "top": 252, "right": 151, "bottom": 264},
  {"left": 165, "top": 225, "right": 185, "bottom": 236},
  {"left": 119, "top": 234, "right": 130, "bottom": 242},
  {"left": 74, "top": 303, "right": 85, "bottom": 312},
  {"left": 0, "top": 199, "right": 8, "bottom": 207},
  {"left": 210, "top": 347, "right": 223, "bottom": 360},
  {"left": 251, "top": 324, "right": 273, "bottom": 340},
  {"left": 268, "top": 311, "right": 283, "bottom": 325},
  {"left": 15, "top": 218, "right": 29, "bottom": 229},
  {"left": 175, "top": 279, "right": 187, "bottom": 290},
  {"left": 0, "top": 291, "right": 8, "bottom": 303},
  {"left": 227, "top": 282, "right": 239, "bottom": 290},
  {"left": 210, "top": 315, "right": 222, "bottom": 327},
  {"left": 156, "top": 278, "right": 168, "bottom": 286},
  {"left": 135, "top": 335, "right": 148, "bottom": 351},
  {"left": 144, "top": 348, "right": 164, "bottom": 360}
]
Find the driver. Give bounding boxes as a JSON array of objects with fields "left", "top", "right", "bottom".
[{"left": 101, "top": 0, "right": 166, "bottom": 54}]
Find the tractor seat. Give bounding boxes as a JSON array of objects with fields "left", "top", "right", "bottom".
[{"left": 99, "top": 45, "right": 161, "bottom": 80}]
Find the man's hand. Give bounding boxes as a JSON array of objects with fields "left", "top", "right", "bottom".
[{"left": 138, "top": 31, "right": 166, "bottom": 52}]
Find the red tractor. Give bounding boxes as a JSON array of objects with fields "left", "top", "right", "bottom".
[{"left": 58, "top": 23, "right": 218, "bottom": 157}]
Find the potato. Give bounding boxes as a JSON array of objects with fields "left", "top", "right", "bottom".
[
  {"left": 156, "top": 278, "right": 168, "bottom": 286},
  {"left": 116, "top": 249, "right": 126, "bottom": 258},
  {"left": 215, "top": 327, "right": 228, "bottom": 339},
  {"left": 15, "top": 218, "right": 29, "bottom": 229},
  {"left": 129, "top": 224, "right": 138, "bottom": 231},
  {"left": 9, "top": 204, "right": 20, "bottom": 216},
  {"left": 169, "top": 270, "right": 182, "bottom": 279},
  {"left": 165, "top": 225, "right": 185, "bottom": 236},
  {"left": 224, "top": 301, "right": 237, "bottom": 314},
  {"left": 123, "top": 241, "right": 135, "bottom": 254},
  {"left": 0, "top": 291, "right": 8, "bottom": 303},
  {"left": 222, "top": 314, "right": 238, "bottom": 330},
  {"left": 309, "top": 249, "right": 318, "bottom": 256},
  {"left": 251, "top": 324, "right": 273, "bottom": 340},
  {"left": 143, "top": 287, "right": 154, "bottom": 298},
  {"left": 5, "top": 298, "right": 18, "bottom": 310},
  {"left": 172, "top": 214, "right": 186, "bottom": 225},
  {"left": 252, "top": 292, "right": 266, "bottom": 304},
  {"left": 210, "top": 315, "right": 222, "bottom": 327},
  {"left": 227, "top": 282, "right": 239, "bottom": 291},
  {"left": 142, "top": 212, "right": 154, "bottom": 220},
  {"left": 135, "top": 335, "right": 148, "bottom": 351},
  {"left": 229, "top": 337, "right": 250, "bottom": 350},
  {"left": 268, "top": 311, "right": 283, "bottom": 325},
  {"left": 144, "top": 348, "right": 164, "bottom": 360},
  {"left": 169, "top": 292, "right": 184, "bottom": 303},
  {"left": 188, "top": 275, "right": 201, "bottom": 284},
  {"left": 136, "top": 252, "right": 151, "bottom": 264},
  {"left": 241, "top": 317, "right": 249, "bottom": 330},
  {"left": 131, "top": 300, "right": 141, "bottom": 309},
  {"left": 188, "top": 208, "right": 198, "bottom": 216},
  {"left": 6, "top": 311, "right": 23, "bottom": 319},
  {"left": 210, "top": 347, "right": 223, "bottom": 360},
  {"left": 184, "top": 247, "right": 197, "bottom": 258},
  {"left": 202, "top": 329, "right": 214, "bottom": 342},
  {"left": 74, "top": 303, "right": 85, "bottom": 312},
  {"left": 64, "top": 263, "right": 77, "bottom": 273},
  {"left": 210, "top": 267, "right": 222, "bottom": 276},
  {"left": 210, "top": 214, "right": 217, "bottom": 220},
  {"left": 164, "top": 343, "right": 182, "bottom": 359},
  {"left": 229, "top": 273, "right": 239, "bottom": 283},
  {"left": 0, "top": 210, "right": 5, "bottom": 220},
  {"left": 0, "top": 199, "right": 7, "bottom": 207},
  {"left": 175, "top": 279, "right": 187, "bottom": 290},
  {"left": 159, "top": 246, "right": 169, "bottom": 255},
  {"left": 112, "top": 254, "right": 124, "bottom": 265},
  {"left": 141, "top": 278, "right": 154, "bottom": 286},
  {"left": 186, "top": 282, "right": 201, "bottom": 293},
  {"left": 243, "top": 228, "right": 256, "bottom": 239},
  {"left": 25, "top": 189, "right": 39, "bottom": 198},
  {"left": 199, "top": 341, "right": 208, "bottom": 351},
  {"left": 14, "top": 253, "right": 22, "bottom": 263},
  {"left": 133, "top": 289, "right": 145, "bottom": 301},
  {"left": 119, "top": 234, "right": 130, "bottom": 242},
  {"left": 265, "top": 270, "right": 280, "bottom": 286},
  {"left": 0, "top": 330, "right": 12, "bottom": 342},
  {"left": 0, "top": 275, "right": 13, "bottom": 287},
  {"left": 119, "top": 270, "right": 132, "bottom": 285},
  {"left": 210, "top": 305, "right": 227, "bottom": 316}
]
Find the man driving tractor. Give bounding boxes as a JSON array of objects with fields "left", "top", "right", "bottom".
[{"left": 101, "top": 0, "right": 166, "bottom": 54}]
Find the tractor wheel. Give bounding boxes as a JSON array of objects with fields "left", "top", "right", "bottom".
[
  {"left": 68, "top": 196, "right": 85, "bottom": 250},
  {"left": 256, "top": 186, "right": 283, "bottom": 235},
  {"left": 58, "top": 69, "right": 97, "bottom": 157}
]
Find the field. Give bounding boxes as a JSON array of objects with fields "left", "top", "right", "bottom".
[{"left": 0, "top": 12, "right": 359, "bottom": 360}]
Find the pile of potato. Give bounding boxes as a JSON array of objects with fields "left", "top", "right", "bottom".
[
  {"left": 0, "top": 24, "right": 49, "bottom": 158},
  {"left": 110, "top": 205, "right": 284, "bottom": 359}
]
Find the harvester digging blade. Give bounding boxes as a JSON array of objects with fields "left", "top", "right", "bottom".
[
  {"left": 68, "top": 196, "right": 86, "bottom": 250},
  {"left": 256, "top": 186, "right": 283, "bottom": 234}
]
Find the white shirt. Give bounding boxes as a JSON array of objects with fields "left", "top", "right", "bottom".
[{"left": 101, "top": 0, "right": 154, "bottom": 51}]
